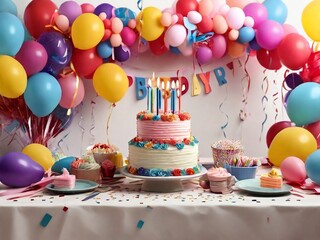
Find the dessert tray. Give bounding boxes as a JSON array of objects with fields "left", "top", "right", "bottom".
[
  {"left": 46, "top": 179, "right": 99, "bottom": 194},
  {"left": 235, "top": 179, "right": 292, "bottom": 196},
  {"left": 120, "top": 165, "right": 207, "bottom": 193}
]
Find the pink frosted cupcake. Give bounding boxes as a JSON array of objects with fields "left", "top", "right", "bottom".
[
  {"left": 207, "top": 167, "right": 235, "bottom": 194},
  {"left": 70, "top": 156, "right": 101, "bottom": 182}
]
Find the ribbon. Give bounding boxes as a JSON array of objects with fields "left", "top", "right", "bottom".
[
  {"left": 137, "top": 0, "right": 143, "bottom": 11},
  {"left": 219, "top": 85, "right": 229, "bottom": 138},
  {"left": 106, "top": 103, "right": 115, "bottom": 145},
  {"left": 89, "top": 99, "right": 97, "bottom": 146},
  {"left": 259, "top": 76, "right": 269, "bottom": 141},
  {"left": 239, "top": 56, "right": 251, "bottom": 121}
]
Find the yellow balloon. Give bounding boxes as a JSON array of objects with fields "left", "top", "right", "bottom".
[
  {"left": 71, "top": 13, "right": 104, "bottom": 50},
  {"left": 302, "top": 0, "right": 320, "bottom": 41},
  {"left": 136, "top": 7, "right": 164, "bottom": 41},
  {"left": 268, "top": 127, "right": 317, "bottom": 167},
  {"left": 0, "top": 55, "right": 27, "bottom": 98},
  {"left": 93, "top": 63, "right": 129, "bottom": 103},
  {"left": 22, "top": 143, "right": 54, "bottom": 171}
]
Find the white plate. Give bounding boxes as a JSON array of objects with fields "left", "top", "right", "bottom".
[
  {"left": 235, "top": 178, "right": 292, "bottom": 196},
  {"left": 46, "top": 179, "right": 98, "bottom": 194}
]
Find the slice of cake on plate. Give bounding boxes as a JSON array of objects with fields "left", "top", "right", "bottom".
[
  {"left": 260, "top": 168, "right": 283, "bottom": 189},
  {"left": 53, "top": 168, "right": 76, "bottom": 189}
]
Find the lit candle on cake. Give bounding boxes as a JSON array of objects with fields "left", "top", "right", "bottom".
[
  {"left": 162, "top": 80, "right": 170, "bottom": 114},
  {"left": 147, "top": 78, "right": 152, "bottom": 112},
  {"left": 171, "top": 81, "right": 176, "bottom": 113},
  {"left": 176, "top": 79, "right": 181, "bottom": 113},
  {"left": 156, "top": 77, "right": 161, "bottom": 115}
]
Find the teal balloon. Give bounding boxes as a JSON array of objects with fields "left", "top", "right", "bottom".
[
  {"left": 24, "top": 72, "right": 62, "bottom": 117},
  {"left": 306, "top": 149, "right": 320, "bottom": 184},
  {"left": 51, "top": 156, "right": 76, "bottom": 173},
  {"left": 0, "top": 12, "right": 25, "bottom": 56},
  {"left": 286, "top": 82, "right": 320, "bottom": 126},
  {"left": 263, "top": 0, "right": 287, "bottom": 24},
  {"left": 0, "top": 0, "right": 17, "bottom": 15},
  {"left": 97, "top": 41, "right": 113, "bottom": 59},
  {"left": 114, "top": 7, "right": 136, "bottom": 26}
]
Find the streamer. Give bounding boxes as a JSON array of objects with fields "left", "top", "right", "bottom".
[
  {"left": 259, "top": 76, "right": 269, "bottom": 141},
  {"left": 106, "top": 103, "right": 115, "bottom": 145},
  {"left": 239, "top": 56, "right": 251, "bottom": 121},
  {"left": 89, "top": 99, "right": 97, "bottom": 146},
  {"left": 219, "top": 85, "right": 229, "bottom": 138}
]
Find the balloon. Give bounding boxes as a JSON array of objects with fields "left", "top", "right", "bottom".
[
  {"left": 24, "top": 72, "right": 62, "bottom": 117},
  {"left": 149, "top": 33, "right": 168, "bottom": 56},
  {"left": 110, "top": 33, "right": 122, "bottom": 47},
  {"left": 58, "top": 74, "right": 85, "bottom": 109},
  {"left": 227, "top": 0, "right": 256, "bottom": 8},
  {"left": 121, "top": 27, "right": 137, "bottom": 47},
  {"left": 255, "top": 20, "right": 284, "bottom": 50},
  {"left": 210, "top": 35, "right": 227, "bottom": 59},
  {"left": 0, "top": 55, "right": 27, "bottom": 98},
  {"left": 93, "top": 63, "right": 129, "bottom": 103},
  {"left": 266, "top": 121, "right": 293, "bottom": 148},
  {"left": 71, "top": 13, "right": 105, "bottom": 50},
  {"left": 302, "top": 0, "right": 320, "bottom": 41},
  {"left": 51, "top": 156, "right": 76, "bottom": 173},
  {"left": 243, "top": 3, "right": 268, "bottom": 28},
  {"left": 24, "top": 0, "right": 58, "bottom": 39},
  {"left": 164, "top": 24, "right": 187, "bottom": 47},
  {"left": 305, "top": 121, "right": 320, "bottom": 148},
  {"left": 263, "top": 0, "right": 287, "bottom": 24},
  {"left": 176, "top": 0, "right": 199, "bottom": 16},
  {"left": 22, "top": 143, "right": 54, "bottom": 171},
  {"left": 72, "top": 47, "right": 104, "bottom": 79},
  {"left": 55, "top": 15, "right": 70, "bottom": 32},
  {"left": 0, "top": 0, "right": 17, "bottom": 15},
  {"left": 161, "top": 12, "right": 172, "bottom": 27},
  {"left": 280, "top": 157, "right": 307, "bottom": 184},
  {"left": 212, "top": 15, "right": 228, "bottom": 34},
  {"left": 114, "top": 7, "right": 136, "bottom": 26},
  {"left": 268, "top": 127, "right": 317, "bottom": 167},
  {"left": 187, "top": 11, "right": 202, "bottom": 24},
  {"left": 81, "top": 3, "right": 95, "bottom": 13},
  {"left": 198, "top": 0, "right": 214, "bottom": 17},
  {"left": 94, "top": 3, "right": 114, "bottom": 19},
  {"left": 196, "top": 46, "right": 213, "bottom": 65},
  {"left": 0, "top": 12, "right": 25, "bottom": 56},
  {"left": 226, "top": 7, "right": 245, "bottom": 30},
  {"left": 306, "top": 149, "right": 320, "bottom": 184},
  {"left": 114, "top": 45, "right": 131, "bottom": 62},
  {"left": 38, "top": 31, "right": 73, "bottom": 77},
  {"left": 227, "top": 40, "right": 246, "bottom": 58},
  {"left": 0, "top": 152, "right": 44, "bottom": 187},
  {"left": 111, "top": 17, "right": 124, "bottom": 34},
  {"left": 97, "top": 41, "right": 113, "bottom": 59},
  {"left": 197, "top": 15, "right": 214, "bottom": 33},
  {"left": 15, "top": 40, "right": 48, "bottom": 76},
  {"left": 52, "top": 105, "right": 74, "bottom": 130},
  {"left": 277, "top": 33, "right": 311, "bottom": 70},
  {"left": 58, "top": 0, "right": 82, "bottom": 24},
  {"left": 136, "top": 7, "right": 165, "bottom": 41},
  {"left": 209, "top": 0, "right": 226, "bottom": 18},
  {"left": 286, "top": 82, "right": 320, "bottom": 126},
  {"left": 283, "top": 24, "right": 297, "bottom": 35},
  {"left": 256, "top": 48, "right": 282, "bottom": 70},
  {"left": 238, "top": 26, "right": 255, "bottom": 44},
  {"left": 178, "top": 39, "right": 194, "bottom": 56},
  {"left": 284, "top": 73, "right": 303, "bottom": 89}
]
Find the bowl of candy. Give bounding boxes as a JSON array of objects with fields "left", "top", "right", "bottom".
[{"left": 225, "top": 156, "right": 261, "bottom": 180}]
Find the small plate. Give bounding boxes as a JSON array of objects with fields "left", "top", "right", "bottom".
[
  {"left": 46, "top": 179, "right": 98, "bottom": 194},
  {"left": 235, "top": 178, "right": 292, "bottom": 196}
]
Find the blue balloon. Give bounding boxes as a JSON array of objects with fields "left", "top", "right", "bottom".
[
  {"left": 238, "top": 26, "right": 255, "bottom": 44},
  {"left": 0, "top": 0, "right": 17, "bottom": 15},
  {"left": 97, "top": 41, "right": 113, "bottom": 59},
  {"left": 306, "top": 149, "right": 320, "bottom": 184},
  {"left": 51, "top": 156, "right": 76, "bottom": 173},
  {"left": 286, "top": 82, "right": 320, "bottom": 126},
  {"left": 114, "top": 7, "right": 136, "bottom": 26},
  {"left": 0, "top": 12, "right": 24, "bottom": 56},
  {"left": 263, "top": 0, "right": 288, "bottom": 24},
  {"left": 24, "top": 72, "right": 62, "bottom": 117}
]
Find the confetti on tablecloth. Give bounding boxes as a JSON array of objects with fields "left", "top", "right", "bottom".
[{"left": 40, "top": 213, "right": 52, "bottom": 227}]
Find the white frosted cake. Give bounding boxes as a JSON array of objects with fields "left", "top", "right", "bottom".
[{"left": 128, "top": 111, "right": 200, "bottom": 176}]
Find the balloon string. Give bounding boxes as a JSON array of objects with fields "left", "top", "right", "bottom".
[
  {"left": 106, "top": 103, "right": 115, "bottom": 146},
  {"left": 272, "top": 78, "right": 279, "bottom": 122},
  {"left": 239, "top": 56, "right": 251, "bottom": 121},
  {"left": 259, "top": 76, "right": 269, "bottom": 141},
  {"left": 67, "top": 63, "right": 80, "bottom": 116},
  {"left": 219, "top": 85, "right": 229, "bottom": 138},
  {"left": 77, "top": 103, "right": 85, "bottom": 155},
  {"left": 137, "top": 0, "right": 143, "bottom": 10},
  {"left": 89, "top": 98, "right": 97, "bottom": 146}
]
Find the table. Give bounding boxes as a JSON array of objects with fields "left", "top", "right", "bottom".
[{"left": 1, "top": 166, "right": 320, "bottom": 240}]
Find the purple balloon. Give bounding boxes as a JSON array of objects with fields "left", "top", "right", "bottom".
[
  {"left": 284, "top": 73, "right": 303, "bottom": 89},
  {"left": 15, "top": 40, "right": 48, "bottom": 76},
  {"left": 114, "top": 45, "right": 131, "bottom": 62},
  {"left": 255, "top": 20, "right": 285, "bottom": 50},
  {"left": 0, "top": 152, "right": 44, "bottom": 188},
  {"left": 94, "top": 3, "right": 114, "bottom": 19},
  {"left": 58, "top": 0, "right": 82, "bottom": 24},
  {"left": 38, "top": 31, "right": 73, "bottom": 77},
  {"left": 196, "top": 46, "right": 213, "bottom": 65}
]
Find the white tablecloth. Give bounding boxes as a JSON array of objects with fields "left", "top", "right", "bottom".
[{"left": 1, "top": 166, "right": 320, "bottom": 240}]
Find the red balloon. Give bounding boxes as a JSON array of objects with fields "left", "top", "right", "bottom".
[
  {"left": 197, "top": 15, "right": 213, "bottom": 33},
  {"left": 256, "top": 48, "right": 282, "bottom": 70},
  {"left": 278, "top": 33, "right": 311, "bottom": 70},
  {"left": 304, "top": 121, "right": 320, "bottom": 148},
  {"left": 24, "top": 0, "right": 58, "bottom": 39},
  {"left": 266, "top": 121, "right": 293, "bottom": 147},
  {"left": 176, "top": 0, "right": 199, "bottom": 16},
  {"left": 72, "top": 48, "right": 103, "bottom": 79},
  {"left": 149, "top": 33, "right": 168, "bottom": 56}
]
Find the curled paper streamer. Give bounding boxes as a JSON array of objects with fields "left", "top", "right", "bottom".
[
  {"left": 272, "top": 78, "right": 279, "bottom": 122},
  {"left": 137, "top": 0, "right": 143, "bottom": 11},
  {"left": 106, "top": 103, "right": 115, "bottom": 145},
  {"left": 259, "top": 76, "right": 269, "bottom": 141},
  {"left": 239, "top": 57, "right": 251, "bottom": 121},
  {"left": 77, "top": 103, "right": 85, "bottom": 155},
  {"left": 89, "top": 99, "right": 96, "bottom": 146},
  {"left": 219, "top": 85, "right": 229, "bottom": 138}
]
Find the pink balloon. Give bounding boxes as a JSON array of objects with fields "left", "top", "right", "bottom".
[
  {"left": 283, "top": 23, "right": 297, "bottom": 35},
  {"left": 161, "top": 12, "right": 172, "bottom": 27},
  {"left": 210, "top": 35, "right": 227, "bottom": 59},
  {"left": 81, "top": 3, "right": 95, "bottom": 13},
  {"left": 59, "top": 74, "right": 85, "bottom": 109},
  {"left": 111, "top": 17, "right": 123, "bottom": 34},
  {"left": 15, "top": 40, "right": 48, "bottom": 76},
  {"left": 243, "top": 3, "right": 268, "bottom": 28},
  {"left": 55, "top": 15, "right": 69, "bottom": 32},
  {"left": 226, "top": 7, "right": 245, "bottom": 30},
  {"left": 196, "top": 46, "right": 213, "bottom": 64},
  {"left": 256, "top": 20, "right": 285, "bottom": 50},
  {"left": 110, "top": 33, "right": 122, "bottom": 47},
  {"left": 164, "top": 24, "right": 187, "bottom": 47},
  {"left": 121, "top": 27, "right": 136, "bottom": 46},
  {"left": 280, "top": 156, "right": 307, "bottom": 183},
  {"left": 209, "top": 0, "right": 226, "bottom": 18}
]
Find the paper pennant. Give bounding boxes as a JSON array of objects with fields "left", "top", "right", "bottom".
[
  {"left": 192, "top": 74, "right": 201, "bottom": 96},
  {"left": 197, "top": 72, "right": 211, "bottom": 94}
]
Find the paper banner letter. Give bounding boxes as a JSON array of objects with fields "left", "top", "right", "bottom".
[
  {"left": 135, "top": 77, "right": 147, "bottom": 100},
  {"left": 214, "top": 67, "right": 228, "bottom": 86},
  {"left": 192, "top": 73, "right": 201, "bottom": 96},
  {"left": 198, "top": 72, "right": 211, "bottom": 94}
]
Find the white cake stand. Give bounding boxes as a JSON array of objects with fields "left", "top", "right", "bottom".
[{"left": 120, "top": 165, "right": 207, "bottom": 193}]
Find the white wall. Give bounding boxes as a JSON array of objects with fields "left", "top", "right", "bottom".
[{"left": 2, "top": 0, "right": 308, "bottom": 159}]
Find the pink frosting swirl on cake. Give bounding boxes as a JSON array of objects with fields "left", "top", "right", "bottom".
[{"left": 207, "top": 167, "right": 231, "bottom": 181}]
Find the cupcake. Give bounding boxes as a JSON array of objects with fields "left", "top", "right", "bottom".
[
  {"left": 101, "top": 160, "right": 116, "bottom": 179},
  {"left": 90, "top": 143, "right": 119, "bottom": 165},
  {"left": 207, "top": 167, "right": 235, "bottom": 194},
  {"left": 70, "top": 155, "right": 101, "bottom": 182}
]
